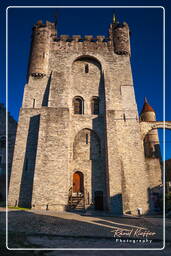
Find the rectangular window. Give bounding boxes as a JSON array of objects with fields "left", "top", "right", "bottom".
[
  {"left": 86, "top": 134, "right": 88, "bottom": 144},
  {"left": 94, "top": 103, "right": 99, "bottom": 115},
  {"left": 85, "top": 64, "right": 89, "bottom": 73},
  {"left": 74, "top": 98, "right": 83, "bottom": 114},
  {"left": 92, "top": 97, "right": 99, "bottom": 115},
  {"left": 74, "top": 102, "right": 80, "bottom": 114},
  {"left": 33, "top": 99, "right": 35, "bottom": 108}
]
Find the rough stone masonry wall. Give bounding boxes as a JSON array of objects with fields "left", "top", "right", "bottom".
[
  {"left": 8, "top": 107, "right": 70, "bottom": 210},
  {"left": 69, "top": 57, "right": 106, "bottom": 206},
  {"left": 23, "top": 76, "right": 50, "bottom": 108},
  {"left": 31, "top": 108, "right": 70, "bottom": 211},
  {"left": 48, "top": 46, "right": 109, "bottom": 207},
  {"left": 145, "top": 158, "right": 162, "bottom": 189},
  {"left": 120, "top": 121, "right": 149, "bottom": 214},
  {"left": 8, "top": 108, "right": 40, "bottom": 206},
  {"left": 28, "top": 26, "right": 50, "bottom": 76},
  {"left": 48, "top": 37, "right": 150, "bottom": 214},
  {"left": 103, "top": 53, "right": 149, "bottom": 214}
]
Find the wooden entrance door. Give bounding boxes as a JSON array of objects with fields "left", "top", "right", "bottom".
[{"left": 73, "top": 172, "right": 83, "bottom": 193}]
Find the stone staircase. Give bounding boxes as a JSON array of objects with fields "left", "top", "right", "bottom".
[{"left": 67, "top": 193, "right": 85, "bottom": 211}]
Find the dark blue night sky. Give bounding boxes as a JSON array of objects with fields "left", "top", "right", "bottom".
[{"left": 1, "top": 0, "right": 171, "bottom": 159}]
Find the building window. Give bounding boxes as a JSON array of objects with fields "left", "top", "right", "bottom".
[
  {"left": 91, "top": 97, "right": 99, "bottom": 115},
  {"left": 33, "top": 99, "right": 36, "bottom": 108},
  {"left": 73, "top": 97, "right": 84, "bottom": 114},
  {"left": 85, "top": 64, "right": 89, "bottom": 73},
  {"left": 0, "top": 136, "right": 6, "bottom": 148},
  {"left": 86, "top": 134, "right": 88, "bottom": 144}
]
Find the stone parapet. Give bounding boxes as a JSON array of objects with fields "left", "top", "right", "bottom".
[{"left": 53, "top": 35, "right": 110, "bottom": 42}]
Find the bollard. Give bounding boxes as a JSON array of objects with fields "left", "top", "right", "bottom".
[{"left": 137, "top": 208, "right": 142, "bottom": 216}]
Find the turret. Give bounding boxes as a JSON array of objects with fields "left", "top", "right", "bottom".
[
  {"left": 27, "top": 20, "right": 57, "bottom": 79},
  {"left": 140, "top": 97, "right": 156, "bottom": 121},
  {"left": 140, "top": 98, "right": 161, "bottom": 158},
  {"left": 109, "top": 15, "right": 131, "bottom": 56}
]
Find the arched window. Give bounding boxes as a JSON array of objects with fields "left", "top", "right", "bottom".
[
  {"left": 73, "top": 129, "right": 101, "bottom": 160},
  {"left": 73, "top": 97, "right": 84, "bottom": 114},
  {"left": 91, "top": 97, "right": 99, "bottom": 115}
]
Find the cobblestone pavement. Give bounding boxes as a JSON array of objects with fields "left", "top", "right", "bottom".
[{"left": 0, "top": 207, "right": 171, "bottom": 255}]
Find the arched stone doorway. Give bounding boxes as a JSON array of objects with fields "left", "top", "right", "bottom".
[
  {"left": 73, "top": 128, "right": 101, "bottom": 160},
  {"left": 73, "top": 171, "right": 84, "bottom": 193}
]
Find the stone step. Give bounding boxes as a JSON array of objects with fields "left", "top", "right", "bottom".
[
  {"left": 69, "top": 203, "right": 84, "bottom": 206},
  {"left": 72, "top": 196, "right": 84, "bottom": 199},
  {"left": 70, "top": 198, "right": 84, "bottom": 202},
  {"left": 68, "top": 196, "right": 85, "bottom": 210},
  {"left": 69, "top": 197, "right": 84, "bottom": 202}
]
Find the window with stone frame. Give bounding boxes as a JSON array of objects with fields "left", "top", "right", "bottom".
[
  {"left": 73, "top": 97, "right": 84, "bottom": 114},
  {"left": 91, "top": 97, "right": 99, "bottom": 115}
]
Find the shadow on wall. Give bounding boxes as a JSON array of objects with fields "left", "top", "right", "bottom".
[
  {"left": 18, "top": 114, "right": 40, "bottom": 208},
  {"left": 42, "top": 72, "right": 52, "bottom": 107},
  {"left": 84, "top": 193, "right": 123, "bottom": 215},
  {"left": 110, "top": 194, "right": 123, "bottom": 215},
  {"left": 147, "top": 185, "right": 163, "bottom": 215},
  {"left": 91, "top": 72, "right": 123, "bottom": 215},
  {"left": 91, "top": 71, "right": 107, "bottom": 211}
]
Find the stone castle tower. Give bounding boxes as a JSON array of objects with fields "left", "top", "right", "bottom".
[{"left": 8, "top": 17, "right": 162, "bottom": 215}]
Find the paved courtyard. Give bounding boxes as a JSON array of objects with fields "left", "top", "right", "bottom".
[{"left": 0, "top": 207, "right": 171, "bottom": 255}]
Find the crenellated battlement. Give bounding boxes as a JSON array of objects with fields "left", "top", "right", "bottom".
[
  {"left": 32, "top": 20, "right": 56, "bottom": 31},
  {"left": 53, "top": 34, "right": 110, "bottom": 42},
  {"left": 50, "top": 34, "right": 113, "bottom": 53},
  {"left": 50, "top": 34, "right": 113, "bottom": 54},
  {"left": 27, "top": 17, "right": 131, "bottom": 80}
]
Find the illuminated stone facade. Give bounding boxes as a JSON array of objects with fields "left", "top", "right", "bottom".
[{"left": 8, "top": 18, "right": 166, "bottom": 215}]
